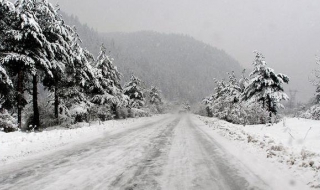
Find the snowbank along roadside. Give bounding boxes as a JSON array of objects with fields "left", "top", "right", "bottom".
[
  {"left": 196, "top": 115, "right": 320, "bottom": 188},
  {"left": 0, "top": 115, "right": 169, "bottom": 165}
]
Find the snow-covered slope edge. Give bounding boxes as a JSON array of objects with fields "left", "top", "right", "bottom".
[
  {"left": 0, "top": 115, "right": 169, "bottom": 165},
  {"left": 195, "top": 115, "right": 320, "bottom": 188}
]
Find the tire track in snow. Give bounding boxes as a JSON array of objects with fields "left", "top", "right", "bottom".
[
  {"left": 108, "top": 117, "right": 181, "bottom": 190},
  {"left": 187, "top": 116, "right": 269, "bottom": 190},
  {"left": 160, "top": 115, "right": 269, "bottom": 190}
]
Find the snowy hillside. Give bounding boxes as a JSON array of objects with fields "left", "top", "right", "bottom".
[{"left": 61, "top": 14, "right": 243, "bottom": 102}]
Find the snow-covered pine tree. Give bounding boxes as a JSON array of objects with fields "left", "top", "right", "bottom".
[
  {"left": 0, "top": 55, "right": 15, "bottom": 130},
  {"left": 149, "top": 86, "right": 162, "bottom": 105},
  {"left": 1, "top": 0, "right": 56, "bottom": 129},
  {"left": 202, "top": 78, "right": 225, "bottom": 118},
  {"left": 90, "top": 44, "right": 127, "bottom": 119},
  {"left": 0, "top": 3, "right": 16, "bottom": 132},
  {"left": 123, "top": 75, "right": 145, "bottom": 109},
  {"left": 0, "top": 1, "right": 13, "bottom": 91},
  {"left": 146, "top": 86, "right": 163, "bottom": 113},
  {"left": 37, "top": 1, "right": 74, "bottom": 120},
  {"left": 58, "top": 26, "right": 98, "bottom": 122},
  {"left": 0, "top": 5, "right": 13, "bottom": 104},
  {"left": 202, "top": 95, "right": 214, "bottom": 117},
  {"left": 239, "top": 69, "right": 249, "bottom": 91},
  {"left": 202, "top": 71, "right": 268, "bottom": 124},
  {"left": 1, "top": 0, "right": 23, "bottom": 127},
  {"left": 0, "top": 63, "right": 12, "bottom": 102},
  {"left": 242, "top": 51, "right": 289, "bottom": 117},
  {"left": 210, "top": 72, "right": 242, "bottom": 121}
]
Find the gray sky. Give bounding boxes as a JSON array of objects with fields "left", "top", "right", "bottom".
[{"left": 51, "top": 0, "right": 320, "bottom": 102}]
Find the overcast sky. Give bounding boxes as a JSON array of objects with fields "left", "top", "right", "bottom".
[{"left": 51, "top": 0, "right": 320, "bottom": 102}]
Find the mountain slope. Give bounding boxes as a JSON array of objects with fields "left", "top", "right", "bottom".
[{"left": 62, "top": 14, "right": 243, "bottom": 102}]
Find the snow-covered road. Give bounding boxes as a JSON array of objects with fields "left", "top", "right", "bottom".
[{"left": 0, "top": 114, "right": 308, "bottom": 190}]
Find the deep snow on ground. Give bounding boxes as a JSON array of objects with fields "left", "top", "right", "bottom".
[
  {"left": 0, "top": 115, "right": 169, "bottom": 164},
  {"left": 197, "top": 115, "right": 320, "bottom": 188}
]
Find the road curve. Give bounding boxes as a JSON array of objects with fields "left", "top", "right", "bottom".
[{"left": 0, "top": 114, "right": 268, "bottom": 190}]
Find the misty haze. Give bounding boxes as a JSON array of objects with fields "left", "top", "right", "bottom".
[{"left": 1, "top": 0, "right": 320, "bottom": 190}]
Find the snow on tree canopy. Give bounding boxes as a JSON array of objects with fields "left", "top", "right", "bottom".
[
  {"left": 68, "top": 27, "right": 96, "bottom": 87},
  {"left": 90, "top": 44, "right": 126, "bottom": 107},
  {"left": 149, "top": 86, "right": 162, "bottom": 105},
  {"left": 0, "top": 0, "right": 62, "bottom": 78},
  {"left": 242, "top": 51, "right": 289, "bottom": 115},
  {"left": 124, "top": 75, "right": 145, "bottom": 109}
]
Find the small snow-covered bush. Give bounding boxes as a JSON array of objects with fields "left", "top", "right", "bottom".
[
  {"left": 116, "top": 107, "right": 129, "bottom": 119},
  {"left": 88, "top": 105, "right": 113, "bottom": 121},
  {"left": 24, "top": 97, "right": 73, "bottom": 130},
  {"left": 203, "top": 101, "right": 270, "bottom": 125},
  {"left": 241, "top": 102, "right": 270, "bottom": 125},
  {"left": 148, "top": 104, "right": 164, "bottom": 114},
  {"left": 0, "top": 108, "right": 17, "bottom": 133},
  {"left": 300, "top": 105, "right": 320, "bottom": 120},
  {"left": 129, "top": 108, "right": 150, "bottom": 118},
  {"left": 69, "top": 102, "right": 89, "bottom": 123}
]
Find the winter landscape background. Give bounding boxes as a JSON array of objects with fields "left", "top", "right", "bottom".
[
  {"left": 51, "top": 0, "right": 320, "bottom": 103},
  {"left": 1, "top": 0, "right": 320, "bottom": 189}
]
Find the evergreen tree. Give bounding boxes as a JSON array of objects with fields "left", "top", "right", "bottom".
[
  {"left": 1, "top": 0, "right": 55, "bottom": 129},
  {"left": 58, "top": 26, "right": 98, "bottom": 120},
  {"left": 203, "top": 71, "right": 269, "bottom": 125},
  {"left": 242, "top": 51, "right": 289, "bottom": 117},
  {"left": 37, "top": 1, "right": 74, "bottom": 120},
  {"left": 0, "top": 44, "right": 13, "bottom": 105},
  {"left": 90, "top": 44, "right": 127, "bottom": 118},
  {"left": 148, "top": 86, "right": 162, "bottom": 105},
  {"left": 146, "top": 86, "right": 163, "bottom": 113},
  {"left": 123, "top": 75, "right": 145, "bottom": 109},
  {"left": 204, "top": 72, "right": 242, "bottom": 121}
]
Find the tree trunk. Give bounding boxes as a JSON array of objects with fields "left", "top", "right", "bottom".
[
  {"left": 267, "top": 97, "right": 272, "bottom": 123},
  {"left": 54, "top": 82, "right": 59, "bottom": 119},
  {"left": 112, "top": 103, "right": 119, "bottom": 119},
  {"left": 33, "top": 75, "right": 40, "bottom": 130},
  {"left": 17, "top": 69, "right": 24, "bottom": 129}
]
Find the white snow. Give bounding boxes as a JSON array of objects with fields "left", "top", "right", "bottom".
[
  {"left": 1, "top": 114, "right": 319, "bottom": 189},
  {"left": 0, "top": 114, "right": 168, "bottom": 165},
  {"left": 196, "top": 115, "right": 320, "bottom": 188}
]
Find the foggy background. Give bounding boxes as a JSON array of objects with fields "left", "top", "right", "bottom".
[{"left": 51, "top": 0, "right": 320, "bottom": 103}]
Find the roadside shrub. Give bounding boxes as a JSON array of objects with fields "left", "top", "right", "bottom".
[
  {"left": 205, "top": 101, "right": 270, "bottom": 125},
  {"left": 116, "top": 107, "right": 129, "bottom": 119},
  {"left": 88, "top": 105, "right": 114, "bottom": 121},
  {"left": 300, "top": 105, "right": 320, "bottom": 120},
  {"left": 24, "top": 98, "right": 73, "bottom": 130},
  {"left": 129, "top": 108, "right": 150, "bottom": 118},
  {"left": 0, "top": 109, "right": 17, "bottom": 133}
]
